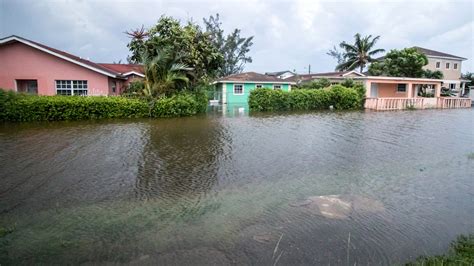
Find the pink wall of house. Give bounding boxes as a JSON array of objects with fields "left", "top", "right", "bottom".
[
  {"left": 377, "top": 83, "right": 407, "bottom": 98},
  {"left": 0, "top": 42, "right": 116, "bottom": 96}
]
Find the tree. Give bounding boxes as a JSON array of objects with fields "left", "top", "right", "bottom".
[
  {"left": 335, "top": 33, "right": 385, "bottom": 73},
  {"left": 423, "top": 69, "right": 444, "bottom": 79},
  {"left": 126, "top": 16, "right": 224, "bottom": 83},
  {"left": 203, "top": 14, "right": 254, "bottom": 77},
  {"left": 368, "top": 48, "right": 428, "bottom": 78},
  {"left": 461, "top": 72, "right": 474, "bottom": 87},
  {"left": 141, "top": 46, "right": 190, "bottom": 97},
  {"left": 327, "top": 45, "right": 344, "bottom": 66}
]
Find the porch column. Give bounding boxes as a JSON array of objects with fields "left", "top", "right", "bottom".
[
  {"left": 365, "top": 80, "right": 372, "bottom": 98},
  {"left": 434, "top": 83, "right": 441, "bottom": 98},
  {"left": 222, "top": 83, "right": 227, "bottom": 104},
  {"left": 407, "top": 82, "right": 413, "bottom": 98}
]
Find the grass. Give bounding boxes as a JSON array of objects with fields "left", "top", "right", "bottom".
[
  {"left": 467, "top": 153, "right": 474, "bottom": 160},
  {"left": 406, "top": 234, "right": 474, "bottom": 266}
]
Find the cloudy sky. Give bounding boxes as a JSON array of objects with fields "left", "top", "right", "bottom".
[{"left": 1, "top": 0, "right": 473, "bottom": 73}]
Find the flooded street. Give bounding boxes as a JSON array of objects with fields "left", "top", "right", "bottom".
[{"left": 0, "top": 109, "right": 473, "bottom": 265}]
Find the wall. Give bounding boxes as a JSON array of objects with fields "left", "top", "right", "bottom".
[
  {"left": 0, "top": 42, "right": 113, "bottom": 96},
  {"left": 224, "top": 83, "right": 290, "bottom": 103},
  {"left": 376, "top": 83, "right": 408, "bottom": 98},
  {"left": 424, "top": 57, "right": 462, "bottom": 81}
]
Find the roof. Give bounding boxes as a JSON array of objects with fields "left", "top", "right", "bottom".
[
  {"left": 216, "top": 72, "right": 296, "bottom": 84},
  {"left": 302, "top": 70, "right": 365, "bottom": 78},
  {"left": 0, "top": 35, "right": 122, "bottom": 78},
  {"left": 413, "top": 46, "right": 467, "bottom": 60},
  {"left": 265, "top": 70, "right": 295, "bottom": 76},
  {"left": 99, "top": 63, "right": 144, "bottom": 77}
]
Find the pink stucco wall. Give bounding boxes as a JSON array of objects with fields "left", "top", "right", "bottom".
[
  {"left": 0, "top": 42, "right": 117, "bottom": 96},
  {"left": 377, "top": 83, "right": 407, "bottom": 98}
]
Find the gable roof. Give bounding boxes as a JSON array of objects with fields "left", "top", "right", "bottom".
[
  {"left": 99, "top": 63, "right": 144, "bottom": 77},
  {"left": 265, "top": 70, "right": 295, "bottom": 76},
  {"left": 0, "top": 35, "right": 121, "bottom": 78},
  {"left": 216, "top": 72, "right": 296, "bottom": 84},
  {"left": 413, "top": 46, "right": 467, "bottom": 60}
]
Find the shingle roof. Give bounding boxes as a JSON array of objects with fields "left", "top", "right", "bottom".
[
  {"left": 0, "top": 35, "right": 122, "bottom": 77},
  {"left": 217, "top": 72, "right": 295, "bottom": 83},
  {"left": 98, "top": 63, "right": 144, "bottom": 75},
  {"left": 413, "top": 46, "right": 467, "bottom": 60},
  {"left": 265, "top": 70, "right": 295, "bottom": 76}
]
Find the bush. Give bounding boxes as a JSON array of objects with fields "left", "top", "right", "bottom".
[
  {"left": 249, "top": 85, "right": 365, "bottom": 112},
  {"left": 0, "top": 89, "right": 207, "bottom": 122},
  {"left": 406, "top": 234, "right": 474, "bottom": 265},
  {"left": 298, "top": 78, "right": 332, "bottom": 90}
]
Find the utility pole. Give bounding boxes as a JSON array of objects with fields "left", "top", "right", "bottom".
[{"left": 308, "top": 64, "right": 311, "bottom": 74}]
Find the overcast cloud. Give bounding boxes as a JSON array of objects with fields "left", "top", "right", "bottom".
[{"left": 1, "top": 0, "right": 473, "bottom": 73}]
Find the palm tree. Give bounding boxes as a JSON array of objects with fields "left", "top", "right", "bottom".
[
  {"left": 141, "top": 46, "right": 190, "bottom": 97},
  {"left": 336, "top": 34, "right": 385, "bottom": 73}
]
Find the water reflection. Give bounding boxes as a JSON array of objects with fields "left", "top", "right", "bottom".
[
  {"left": 134, "top": 117, "right": 226, "bottom": 200},
  {"left": 0, "top": 109, "right": 472, "bottom": 265}
]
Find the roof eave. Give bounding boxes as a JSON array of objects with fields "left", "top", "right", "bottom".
[{"left": 0, "top": 36, "right": 120, "bottom": 78}]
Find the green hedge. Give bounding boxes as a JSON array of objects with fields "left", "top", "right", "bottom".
[
  {"left": 0, "top": 90, "right": 208, "bottom": 122},
  {"left": 248, "top": 85, "right": 365, "bottom": 112}
]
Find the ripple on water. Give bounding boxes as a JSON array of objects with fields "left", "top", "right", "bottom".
[{"left": 0, "top": 109, "right": 473, "bottom": 264}]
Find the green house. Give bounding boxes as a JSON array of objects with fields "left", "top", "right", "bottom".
[{"left": 212, "top": 72, "right": 296, "bottom": 104}]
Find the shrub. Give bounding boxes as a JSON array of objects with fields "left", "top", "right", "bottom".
[
  {"left": 298, "top": 78, "right": 332, "bottom": 90},
  {"left": 0, "top": 89, "right": 207, "bottom": 122},
  {"left": 406, "top": 234, "right": 474, "bottom": 265},
  {"left": 249, "top": 85, "right": 364, "bottom": 112}
]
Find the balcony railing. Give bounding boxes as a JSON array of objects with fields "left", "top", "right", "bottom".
[{"left": 365, "top": 97, "right": 471, "bottom": 110}]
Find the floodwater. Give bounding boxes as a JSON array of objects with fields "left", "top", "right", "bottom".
[{"left": 0, "top": 109, "right": 473, "bottom": 265}]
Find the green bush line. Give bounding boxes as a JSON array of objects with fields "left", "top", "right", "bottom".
[
  {"left": 406, "top": 234, "right": 474, "bottom": 265},
  {"left": 0, "top": 90, "right": 208, "bottom": 122},
  {"left": 248, "top": 85, "right": 366, "bottom": 112}
]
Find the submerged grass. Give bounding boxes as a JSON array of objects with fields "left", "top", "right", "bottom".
[
  {"left": 0, "top": 173, "right": 337, "bottom": 264},
  {"left": 406, "top": 234, "right": 474, "bottom": 266}
]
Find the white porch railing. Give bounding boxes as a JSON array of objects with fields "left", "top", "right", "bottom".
[
  {"left": 365, "top": 97, "right": 471, "bottom": 110},
  {"left": 437, "top": 97, "right": 472, "bottom": 109}
]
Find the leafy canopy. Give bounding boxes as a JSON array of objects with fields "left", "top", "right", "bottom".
[
  {"left": 335, "top": 33, "right": 385, "bottom": 73},
  {"left": 203, "top": 13, "right": 254, "bottom": 77},
  {"left": 126, "top": 16, "right": 224, "bottom": 83},
  {"left": 368, "top": 48, "right": 443, "bottom": 79}
]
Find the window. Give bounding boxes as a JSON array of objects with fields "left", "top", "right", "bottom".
[
  {"left": 233, "top": 84, "right": 244, "bottom": 95},
  {"left": 255, "top": 84, "right": 263, "bottom": 89},
  {"left": 56, "top": 80, "right": 88, "bottom": 96},
  {"left": 435, "top": 62, "right": 441, "bottom": 68},
  {"left": 449, "top": 83, "right": 456, "bottom": 90},
  {"left": 112, "top": 82, "right": 116, "bottom": 93},
  {"left": 454, "top": 63, "right": 458, "bottom": 70},
  {"left": 397, "top": 84, "right": 407, "bottom": 93},
  {"left": 445, "top": 62, "right": 450, "bottom": 69},
  {"left": 273, "top": 84, "right": 282, "bottom": 90}
]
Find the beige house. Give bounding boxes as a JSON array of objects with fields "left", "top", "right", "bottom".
[
  {"left": 286, "top": 71, "right": 471, "bottom": 110},
  {"left": 413, "top": 47, "right": 469, "bottom": 94}
]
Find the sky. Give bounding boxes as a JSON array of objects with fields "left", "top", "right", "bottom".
[{"left": 1, "top": 0, "right": 473, "bottom": 74}]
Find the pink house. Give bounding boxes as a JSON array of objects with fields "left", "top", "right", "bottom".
[{"left": 0, "top": 35, "right": 144, "bottom": 96}]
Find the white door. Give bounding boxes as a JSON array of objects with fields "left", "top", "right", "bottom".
[{"left": 370, "top": 83, "right": 378, "bottom": 97}]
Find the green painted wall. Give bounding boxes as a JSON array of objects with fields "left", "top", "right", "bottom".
[{"left": 223, "top": 83, "right": 290, "bottom": 104}]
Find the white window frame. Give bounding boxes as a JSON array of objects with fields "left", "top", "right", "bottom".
[
  {"left": 273, "top": 84, "right": 282, "bottom": 90},
  {"left": 396, "top": 83, "right": 407, "bottom": 93},
  {"left": 453, "top": 63, "right": 458, "bottom": 70},
  {"left": 255, "top": 84, "right": 263, "bottom": 89},
  {"left": 56, "top": 80, "right": 88, "bottom": 96},
  {"left": 445, "top": 62, "right": 450, "bottom": 69},
  {"left": 449, "top": 83, "right": 456, "bottom": 90},
  {"left": 233, "top": 84, "right": 244, "bottom": 95},
  {"left": 435, "top": 61, "right": 441, "bottom": 69}
]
